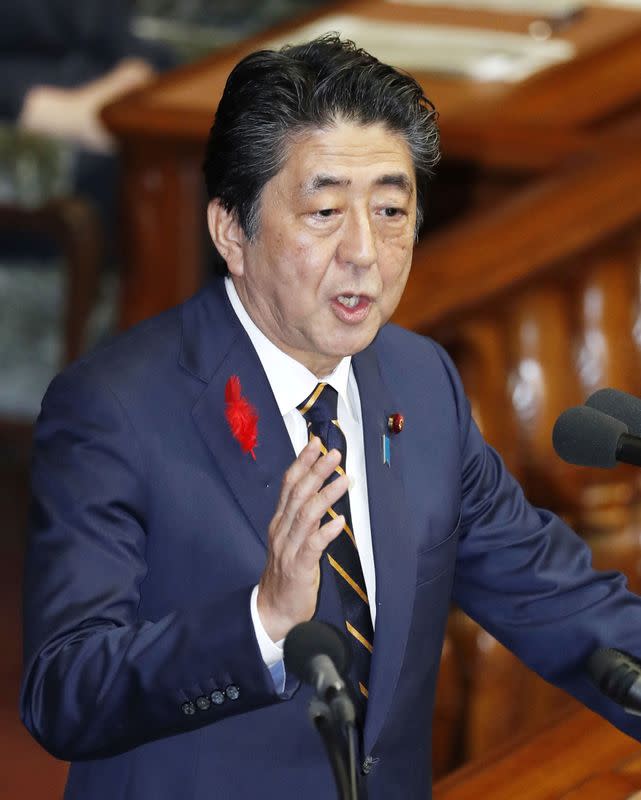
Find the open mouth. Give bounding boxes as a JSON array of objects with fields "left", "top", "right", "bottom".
[
  {"left": 337, "top": 294, "right": 362, "bottom": 309},
  {"left": 331, "top": 293, "right": 372, "bottom": 322}
]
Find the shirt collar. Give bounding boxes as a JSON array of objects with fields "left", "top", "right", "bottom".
[{"left": 224, "top": 277, "right": 354, "bottom": 418}]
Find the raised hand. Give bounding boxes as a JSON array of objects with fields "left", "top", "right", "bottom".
[{"left": 257, "top": 436, "right": 349, "bottom": 642}]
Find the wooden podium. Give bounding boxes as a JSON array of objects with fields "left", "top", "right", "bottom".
[{"left": 433, "top": 707, "right": 641, "bottom": 800}]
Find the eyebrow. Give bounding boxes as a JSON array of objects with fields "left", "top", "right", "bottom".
[
  {"left": 303, "top": 172, "right": 414, "bottom": 196},
  {"left": 376, "top": 173, "right": 413, "bottom": 195}
]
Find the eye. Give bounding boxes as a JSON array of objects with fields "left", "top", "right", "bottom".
[
  {"left": 383, "top": 207, "right": 402, "bottom": 218},
  {"left": 309, "top": 208, "right": 341, "bottom": 223},
  {"left": 306, "top": 207, "right": 342, "bottom": 226}
]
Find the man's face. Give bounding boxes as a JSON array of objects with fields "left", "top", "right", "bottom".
[{"left": 223, "top": 120, "right": 417, "bottom": 377}]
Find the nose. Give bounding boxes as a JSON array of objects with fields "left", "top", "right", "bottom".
[{"left": 337, "top": 208, "right": 377, "bottom": 269}]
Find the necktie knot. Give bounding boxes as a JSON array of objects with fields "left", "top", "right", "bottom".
[{"left": 298, "top": 382, "right": 339, "bottom": 427}]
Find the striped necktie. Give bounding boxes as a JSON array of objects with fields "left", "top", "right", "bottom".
[{"left": 298, "top": 382, "right": 373, "bottom": 708}]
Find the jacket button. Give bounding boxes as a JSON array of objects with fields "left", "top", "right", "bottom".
[
  {"left": 195, "top": 695, "right": 211, "bottom": 711},
  {"left": 225, "top": 684, "right": 240, "bottom": 701},
  {"left": 181, "top": 701, "right": 196, "bottom": 716},
  {"left": 361, "top": 755, "right": 379, "bottom": 775},
  {"left": 210, "top": 690, "right": 225, "bottom": 705}
]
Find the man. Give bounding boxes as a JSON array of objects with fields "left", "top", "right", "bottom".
[{"left": 20, "top": 35, "right": 641, "bottom": 799}]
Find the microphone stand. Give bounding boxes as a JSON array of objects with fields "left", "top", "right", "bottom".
[
  {"left": 345, "top": 719, "right": 359, "bottom": 800},
  {"left": 308, "top": 698, "right": 361, "bottom": 800}
]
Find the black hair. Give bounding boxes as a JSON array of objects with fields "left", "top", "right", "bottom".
[{"left": 203, "top": 34, "right": 440, "bottom": 275}]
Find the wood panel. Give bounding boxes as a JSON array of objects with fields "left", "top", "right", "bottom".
[
  {"left": 422, "top": 143, "right": 641, "bottom": 768},
  {"left": 433, "top": 707, "right": 641, "bottom": 800},
  {"left": 118, "top": 143, "right": 205, "bottom": 327}
]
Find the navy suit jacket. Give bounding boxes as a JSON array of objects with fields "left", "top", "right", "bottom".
[{"left": 21, "top": 278, "right": 641, "bottom": 798}]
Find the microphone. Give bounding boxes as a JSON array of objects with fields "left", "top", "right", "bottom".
[
  {"left": 586, "top": 648, "right": 641, "bottom": 715},
  {"left": 552, "top": 405, "right": 641, "bottom": 468},
  {"left": 284, "top": 620, "right": 355, "bottom": 723},
  {"left": 586, "top": 388, "right": 641, "bottom": 436},
  {"left": 285, "top": 621, "right": 361, "bottom": 800}
]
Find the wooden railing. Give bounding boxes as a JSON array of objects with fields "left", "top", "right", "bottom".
[{"left": 394, "top": 141, "right": 641, "bottom": 776}]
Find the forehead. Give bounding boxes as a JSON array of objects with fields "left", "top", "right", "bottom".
[{"left": 277, "top": 121, "right": 415, "bottom": 193}]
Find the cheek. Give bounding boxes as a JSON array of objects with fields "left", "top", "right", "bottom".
[
  {"left": 291, "top": 241, "right": 334, "bottom": 289},
  {"left": 381, "top": 238, "right": 413, "bottom": 281}
]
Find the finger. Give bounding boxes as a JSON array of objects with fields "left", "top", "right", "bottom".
[
  {"left": 276, "top": 450, "right": 344, "bottom": 536},
  {"left": 318, "top": 468, "right": 351, "bottom": 508},
  {"left": 274, "top": 436, "right": 323, "bottom": 518},
  {"left": 276, "top": 443, "right": 341, "bottom": 526},
  {"left": 298, "top": 514, "right": 346, "bottom": 568},
  {"left": 278, "top": 470, "right": 350, "bottom": 558}
]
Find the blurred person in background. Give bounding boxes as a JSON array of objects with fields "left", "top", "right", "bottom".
[
  {"left": 0, "top": 1, "right": 177, "bottom": 419},
  {"left": 0, "top": 0, "right": 176, "bottom": 253}
]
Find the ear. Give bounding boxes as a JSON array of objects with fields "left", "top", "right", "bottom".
[{"left": 206, "top": 199, "right": 247, "bottom": 277}]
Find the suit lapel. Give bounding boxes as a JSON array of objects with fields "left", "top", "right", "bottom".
[
  {"left": 353, "top": 343, "right": 417, "bottom": 754},
  {"left": 183, "top": 281, "right": 295, "bottom": 549}
]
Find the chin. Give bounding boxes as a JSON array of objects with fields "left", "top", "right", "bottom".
[{"left": 334, "top": 333, "right": 378, "bottom": 359}]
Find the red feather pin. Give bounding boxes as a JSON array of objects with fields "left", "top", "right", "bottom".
[{"left": 225, "top": 375, "right": 258, "bottom": 460}]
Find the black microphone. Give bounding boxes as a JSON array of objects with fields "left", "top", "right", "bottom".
[
  {"left": 586, "top": 648, "right": 641, "bottom": 715},
  {"left": 586, "top": 388, "right": 641, "bottom": 436},
  {"left": 284, "top": 620, "right": 355, "bottom": 723},
  {"left": 552, "top": 405, "right": 641, "bottom": 468},
  {"left": 285, "top": 621, "right": 360, "bottom": 800}
]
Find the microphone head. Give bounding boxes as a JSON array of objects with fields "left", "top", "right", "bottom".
[
  {"left": 284, "top": 621, "right": 351, "bottom": 685},
  {"left": 587, "top": 647, "right": 641, "bottom": 706},
  {"left": 552, "top": 405, "right": 628, "bottom": 468},
  {"left": 586, "top": 388, "right": 641, "bottom": 437}
]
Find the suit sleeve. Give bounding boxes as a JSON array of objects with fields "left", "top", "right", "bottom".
[
  {"left": 433, "top": 343, "right": 641, "bottom": 741},
  {"left": 20, "top": 368, "right": 280, "bottom": 761}
]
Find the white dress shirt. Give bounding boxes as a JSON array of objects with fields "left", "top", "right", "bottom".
[{"left": 224, "top": 278, "right": 377, "bottom": 677}]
